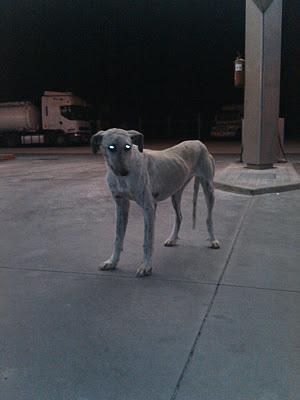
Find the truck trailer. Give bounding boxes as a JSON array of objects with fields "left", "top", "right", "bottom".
[
  {"left": 210, "top": 105, "right": 243, "bottom": 139},
  {"left": 0, "top": 91, "right": 93, "bottom": 146}
]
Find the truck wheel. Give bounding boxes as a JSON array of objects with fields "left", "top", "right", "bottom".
[
  {"left": 44, "top": 133, "right": 56, "bottom": 146},
  {"left": 56, "top": 135, "right": 69, "bottom": 146},
  {"left": 6, "top": 133, "right": 21, "bottom": 147}
]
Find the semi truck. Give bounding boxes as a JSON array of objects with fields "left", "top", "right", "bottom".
[{"left": 0, "top": 91, "right": 93, "bottom": 146}]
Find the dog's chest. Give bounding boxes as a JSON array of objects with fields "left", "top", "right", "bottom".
[{"left": 109, "top": 176, "right": 133, "bottom": 200}]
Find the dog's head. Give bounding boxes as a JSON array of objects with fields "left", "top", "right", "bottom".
[{"left": 91, "top": 128, "right": 144, "bottom": 176}]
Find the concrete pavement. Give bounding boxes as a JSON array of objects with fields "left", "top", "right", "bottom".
[{"left": 0, "top": 155, "right": 299, "bottom": 399}]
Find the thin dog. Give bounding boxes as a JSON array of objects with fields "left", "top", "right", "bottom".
[{"left": 91, "top": 128, "right": 220, "bottom": 277}]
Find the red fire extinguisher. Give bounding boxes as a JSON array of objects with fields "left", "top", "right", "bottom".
[{"left": 234, "top": 55, "right": 245, "bottom": 88}]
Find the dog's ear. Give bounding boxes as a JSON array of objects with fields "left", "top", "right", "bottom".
[
  {"left": 91, "top": 131, "right": 104, "bottom": 154},
  {"left": 128, "top": 130, "right": 144, "bottom": 153}
]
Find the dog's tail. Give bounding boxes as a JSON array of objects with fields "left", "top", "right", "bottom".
[
  {"left": 209, "top": 153, "right": 216, "bottom": 177},
  {"left": 193, "top": 176, "right": 200, "bottom": 230}
]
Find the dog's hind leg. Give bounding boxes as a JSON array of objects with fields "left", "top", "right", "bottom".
[
  {"left": 100, "top": 197, "right": 130, "bottom": 271},
  {"left": 164, "top": 188, "right": 184, "bottom": 247},
  {"left": 200, "top": 179, "right": 220, "bottom": 249}
]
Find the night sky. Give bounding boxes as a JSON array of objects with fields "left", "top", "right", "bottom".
[{"left": 0, "top": 0, "right": 299, "bottom": 137}]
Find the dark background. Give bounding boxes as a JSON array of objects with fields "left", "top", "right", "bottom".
[{"left": 0, "top": 0, "right": 299, "bottom": 138}]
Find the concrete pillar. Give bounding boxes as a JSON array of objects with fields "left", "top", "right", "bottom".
[{"left": 243, "top": 0, "right": 282, "bottom": 169}]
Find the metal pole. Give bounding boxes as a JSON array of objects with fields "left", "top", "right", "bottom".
[{"left": 243, "top": 0, "right": 282, "bottom": 169}]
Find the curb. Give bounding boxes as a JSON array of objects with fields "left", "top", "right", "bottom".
[
  {"left": 214, "top": 181, "right": 300, "bottom": 196},
  {"left": 0, "top": 154, "right": 16, "bottom": 161},
  {"left": 0, "top": 152, "right": 97, "bottom": 157}
]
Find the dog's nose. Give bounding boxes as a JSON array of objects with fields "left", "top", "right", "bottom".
[{"left": 120, "top": 170, "right": 129, "bottom": 176}]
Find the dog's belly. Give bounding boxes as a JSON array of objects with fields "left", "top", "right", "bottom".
[
  {"left": 153, "top": 177, "right": 192, "bottom": 201},
  {"left": 149, "top": 157, "right": 193, "bottom": 201}
]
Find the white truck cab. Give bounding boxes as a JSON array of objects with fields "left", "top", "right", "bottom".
[{"left": 41, "top": 91, "right": 92, "bottom": 145}]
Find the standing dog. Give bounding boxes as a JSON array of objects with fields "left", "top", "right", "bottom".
[{"left": 91, "top": 128, "right": 220, "bottom": 277}]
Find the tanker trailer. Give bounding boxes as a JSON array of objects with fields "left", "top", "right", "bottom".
[
  {"left": 0, "top": 91, "right": 93, "bottom": 146},
  {"left": 0, "top": 102, "right": 41, "bottom": 146}
]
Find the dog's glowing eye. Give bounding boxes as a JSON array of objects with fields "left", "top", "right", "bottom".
[
  {"left": 124, "top": 144, "right": 132, "bottom": 151},
  {"left": 108, "top": 144, "right": 117, "bottom": 152}
]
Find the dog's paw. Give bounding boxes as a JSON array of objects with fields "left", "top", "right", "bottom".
[
  {"left": 210, "top": 240, "right": 220, "bottom": 249},
  {"left": 164, "top": 238, "right": 178, "bottom": 247},
  {"left": 99, "top": 260, "right": 117, "bottom": 271},
  {"left": 136, "top": 264, "right": 152, "bottom": 278}
]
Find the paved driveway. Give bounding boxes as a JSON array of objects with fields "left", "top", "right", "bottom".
[{"left": 0, "top": 155, "right": 299, "bottom": 400}]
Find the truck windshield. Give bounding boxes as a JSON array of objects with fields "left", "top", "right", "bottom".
[{"left": 60, "top": 105, "right": 90, "bottom": 121}]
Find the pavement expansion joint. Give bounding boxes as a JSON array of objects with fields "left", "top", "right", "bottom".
[
  {"left": 214, "top": 162, "right": 300, "bottom": 195},
  {"left": 0, "top": 265, "right": 218, "bottom": 287},
  {"left": 220, "top": 282, "right": 300, "bottom": 295},
  {"left": 169, "top": 196, "right": 254, "bottom": 400}
]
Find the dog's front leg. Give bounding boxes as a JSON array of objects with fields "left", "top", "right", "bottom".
[
  {"left": 136, "top": 203, "right": 156, "bottom": 277},
  {"left": 100, "top": 197, "right": 130, "bottom": 271}
]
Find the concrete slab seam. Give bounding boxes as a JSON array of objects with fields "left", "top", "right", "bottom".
[
  {"left": 169, "top": 196, "right": 254, "bottom": 400},
  {"left": 0, "top": 265, "right": 216, "bottom": 287},
  {"left": 1, "top": 267, "right": 299, "bottom": 295},
  {"left": 220, "top": 282, "right": 300, "bottom": 295}
]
